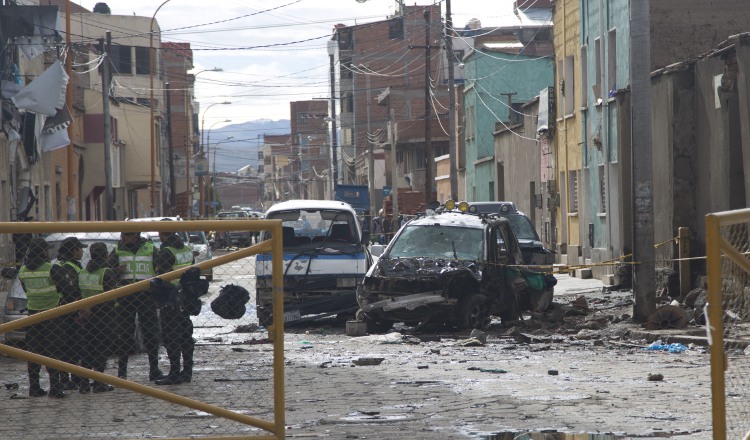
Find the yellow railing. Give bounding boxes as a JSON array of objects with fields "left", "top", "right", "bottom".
[{"left": 0, "top": 220, "right": 286, "bottom": 440}]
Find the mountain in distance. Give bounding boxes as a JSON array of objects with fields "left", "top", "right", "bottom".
[{"left": 206, "top": 119, "right": 290, "bottom": 173}]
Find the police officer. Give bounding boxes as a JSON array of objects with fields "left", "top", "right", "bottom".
[
  {"left": 77, "top": 242, "right": 117, "bottom": 393},
  {"left": 109, "top": 231, "right": 165, "bottom": 381},
  {"left": 18, "top": 238, "right": 67, "bottom": 397},
  {"left": 154, "top": 225, "right": 196, "bottom": 385},
  {"left": 55, "top": 237, "right": 87, "bottom": 390}
]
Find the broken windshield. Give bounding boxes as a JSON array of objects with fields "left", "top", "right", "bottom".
[
  {"left": 267, "top": 209, "right": 359, "bottom": 249},
  {"left": 387, "top": 225, "right": 484, "bottom": 260}
]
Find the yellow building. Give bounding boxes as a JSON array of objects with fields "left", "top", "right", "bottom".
[{"left": 553, "top": 0, "right": 583, "bottom": 265}]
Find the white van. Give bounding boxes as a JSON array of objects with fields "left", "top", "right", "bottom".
[{"left": 255, "top": 200, "right": 372, "bottom": 326}]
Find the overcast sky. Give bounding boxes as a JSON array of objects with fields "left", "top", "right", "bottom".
[{"left": 74, "top": 0, "right": 516, "bottom": 127}]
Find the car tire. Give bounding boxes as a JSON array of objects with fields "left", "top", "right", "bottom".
[
  {"left": 457, "top": 294, "right": 490, "bottom": 330},
  {"left": 360, "top": 314, "right": 393, "bottom": 334}
]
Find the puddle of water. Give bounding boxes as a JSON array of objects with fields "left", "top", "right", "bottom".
[{"left": 470, "top": 432, "right": 620, "bottom": 440}]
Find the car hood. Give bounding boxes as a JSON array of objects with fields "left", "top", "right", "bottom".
[
  {"left": 364, "top": 257, "right": 484, "bottom": 298},
  {"left": 372, "top": 257, "right": 482, "bottom": 279}
]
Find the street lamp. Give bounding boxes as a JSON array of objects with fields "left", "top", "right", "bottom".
[
  {"left": 204, "top": 119, "right": 231, "bottom": 216},
  {"left": 150, "top": 0, "right": 173, "bottom": 216},
  {"left": 199, "top": 101, "right": 231, "bottom": 216},
  {"left": 185, "top": 68, "right": 223, "bottom": 217},
  {"left": 210, "top": 135, "right": 234, "bottom": 215}
]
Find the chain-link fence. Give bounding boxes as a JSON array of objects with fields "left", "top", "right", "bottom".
[
  {"left": 706, "top": 208, "right": 750, "bottom": 440},
  {"left": 0, "top": 220, "right": 285, "bottom": 440}
]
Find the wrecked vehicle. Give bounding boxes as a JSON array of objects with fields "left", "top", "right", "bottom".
[
  {"left": 472, "top": 201, "right": 555, "bottom": 265},
  {"left": 356, "top": 202, "right": 554, "bottom": 333},
  {"left": 255, "top": 200, "right": 372, "bottom": 326}
]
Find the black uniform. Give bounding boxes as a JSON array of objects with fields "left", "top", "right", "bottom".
[
  {"left": 154, "top": 233, "right": 196, "bottom": 385},
  {"left": 108, "top": 235, "right": 164, "bottom": 381},
  {"left": 78, "top": 242, "right": 118, "bottom": 393},
  {"left": 19, "top": 238, "right": 68, "bottom": 398}
]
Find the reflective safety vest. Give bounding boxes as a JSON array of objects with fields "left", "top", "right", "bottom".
[
  {"left": 78, "top": 267, "right": 108, "bottom": 298},
  {"left": 19, "top": 262, "right": 60, "bottom": 311},
  {"left": 164, "top": 245, "right": 193, "bottom": 285},
  {"left": 61, "top": 260, "right": 82, "bottom": 275},
  {"left": 116, "top": 242, "right": 155, "bottom": 283}
]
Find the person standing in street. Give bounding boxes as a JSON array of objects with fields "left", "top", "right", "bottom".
[
  {"left": 372, "top": 210, "right": 383, "bottom": 244},
  {"left": 109, "top": 231, "right": 165, "bottom": 381},
  {"left": 154, "top": 225, "right": 196, "bottom": 385},
  {"left": 77, "top": 242, "right": 117, "bottom": 393},
  {"left": 382, "top": 213, "right": 393, "bottom": 244},
  {"left": 54, "top": 237, "right": 87, "bottom": 391},
  {"left": 18, "top": 238, "right": 68, "bottom": 398}
]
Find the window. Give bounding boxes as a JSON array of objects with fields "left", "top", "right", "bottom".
[
  {"left": 607, "top": 29, "right": 617, "bottom": 96},
  {"left": 598, "top": 164, "right": 606, "bottom": 213},
  {"left": 593, "top": 38, "right": 602, "bottom": 100},
  {"left": 568, "top": 170, "right": 578, "bottom": 213},
  {"left": 580, "top": 45, "right": 588, "bottom": 106},
  {"left": 389, "top": 17, "right": 404, "bottom": 40},
  {"left": 467, "top": 105, "right": 476, "bottom": 139},
  {"left": 338, "top": 29, "right": 352, "bottom": 51},
  {"left": 564, "top": 56, "right": 575, "bottom": 115},
  {"left": 342, "top": 59, "right": 353, "bottom": 79},
  {"left": 488, "top": 181, "right": 494, "bottom": 200},
  {"left": 135, "top": 46, "right": 150, "bottom": 75},
  {"left": 110, "top": 44, "right": 132, "bottom": 75},
  {"left": 556, "top": 60, "right": 563, "bottom": 115}
]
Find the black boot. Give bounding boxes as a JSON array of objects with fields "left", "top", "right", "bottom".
[
  {"left": 28, "top": 366, "right": 47, "bottom": 397},
  {"left": 48, "top": 371, "right": 67, "bottom": 398},
  {"left": 92, "top": 382, "right": 115, "bottom": 393},
  {"left": 156, "top": 351, "right": 182, "bottom": 386},
  {"left": 180, "top": 345, "right": 194, "bottom": 383},
  {"left": 78, "top": 380, "right": 91, "bottom": 394},
  {"left": 117, "top": 356, "right": 128, "bottom": 379},
  {"left": 148, "top": 349, "right": 165, "bottom": 381}
]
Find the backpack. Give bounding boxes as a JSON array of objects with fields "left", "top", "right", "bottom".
[
  {"left": 180, "top": 267, "right": 209, "bottom": 316},
  {"left": 210, "top": 284, "right": 250, "bottom": 319}
]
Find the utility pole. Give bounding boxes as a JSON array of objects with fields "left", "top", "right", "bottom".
[
  {"left": 444, "top": 0, "right": 458, "bottom": 201},
  {"left": 166, "top": 82, "right": 176, "bottom": 214},
  {"left": 101, "top": 32, "right": 114, "bottom": 220},
  {"left": 630, "top": 0, "right": 655, "bottom": 321},
  {"left": 423, "top": 9, "right": 433, "bottom": 206},
  {"left": 328, "top": 41, "right": 339, "bottom": 195},
  {"left": 366, "top": 69, "right": 376, "bottom": 217},
  {"left": 65, "top": 0, "right": 75, "bottom": 220}
]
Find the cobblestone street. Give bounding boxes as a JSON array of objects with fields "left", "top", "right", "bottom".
[{"left": 0, "top": 274, "right": 714, "bottom": 439}]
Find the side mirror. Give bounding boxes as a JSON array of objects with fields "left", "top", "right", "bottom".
[{"left": 370, "top": 244, "right": 385, "bottom": 257}]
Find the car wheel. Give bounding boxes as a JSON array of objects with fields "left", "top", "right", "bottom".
[
  {"left": 358, "top": 314, "right": 393, "bottom": 334},
  {"left": 457, "top": 294, "right": 490, "bottom": 330}
]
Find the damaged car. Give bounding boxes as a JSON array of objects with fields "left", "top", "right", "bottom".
[{"left": 356, "top": 202, "right": 555, "bottom": 333}]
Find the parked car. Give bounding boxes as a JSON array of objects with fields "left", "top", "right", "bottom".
[
  {"left": 471, "top": 202, "right": 555, "bottom": 265},
  {"left": 215, "top": 210, "right": 253, "bottom": 247},
  {"left": 255, "top": 200, "right": 372, "bottom": 326},
  {"left": 2, "top": 232, "right": 121, "bottom": 343},
  {"left": 356, "top": 204, "right": 555, "bottom": 333},
  {"left": 128, "top": 217, "right": 213, "bottom": 280}
]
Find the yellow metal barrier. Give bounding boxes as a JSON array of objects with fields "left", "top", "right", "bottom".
[
  {"left": 706, "top": 208, "right": 750, "bottom": 440},
  {"left": 0, "top": 220, "right": 285, "bottom": 440}
]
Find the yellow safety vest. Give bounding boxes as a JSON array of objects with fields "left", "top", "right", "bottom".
[
  {"left": 19, "top": 262, "right": 60, "bottom": 311},
  {"left": 164, "top": 245, "right": 193, "bottom": 285},
  {"left": 78, "top": 267, "right": 108, "bottom": 299},
  {"left": 116, "top": 242, "right": 155, "bottom": 283}
]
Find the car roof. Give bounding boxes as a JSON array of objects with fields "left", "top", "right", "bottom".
[
  {"left": 266, "top": 199, "right": 356, "bottom": 215},
  {"left": 407, "top": 211, "right": 487, "bottom": 228},
  {"left": 45, "top": 232, "right": 121, "bottom": 242},
  {"left": 127, "top": 216, "right": 183, "bottom": 221},
  {"left": 470, "top": 201, "right": 518, "bottom": 214}
]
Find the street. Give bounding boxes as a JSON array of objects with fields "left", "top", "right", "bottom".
[{"left": 0, "top": 255, "right": 714, "bottom": 439}]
